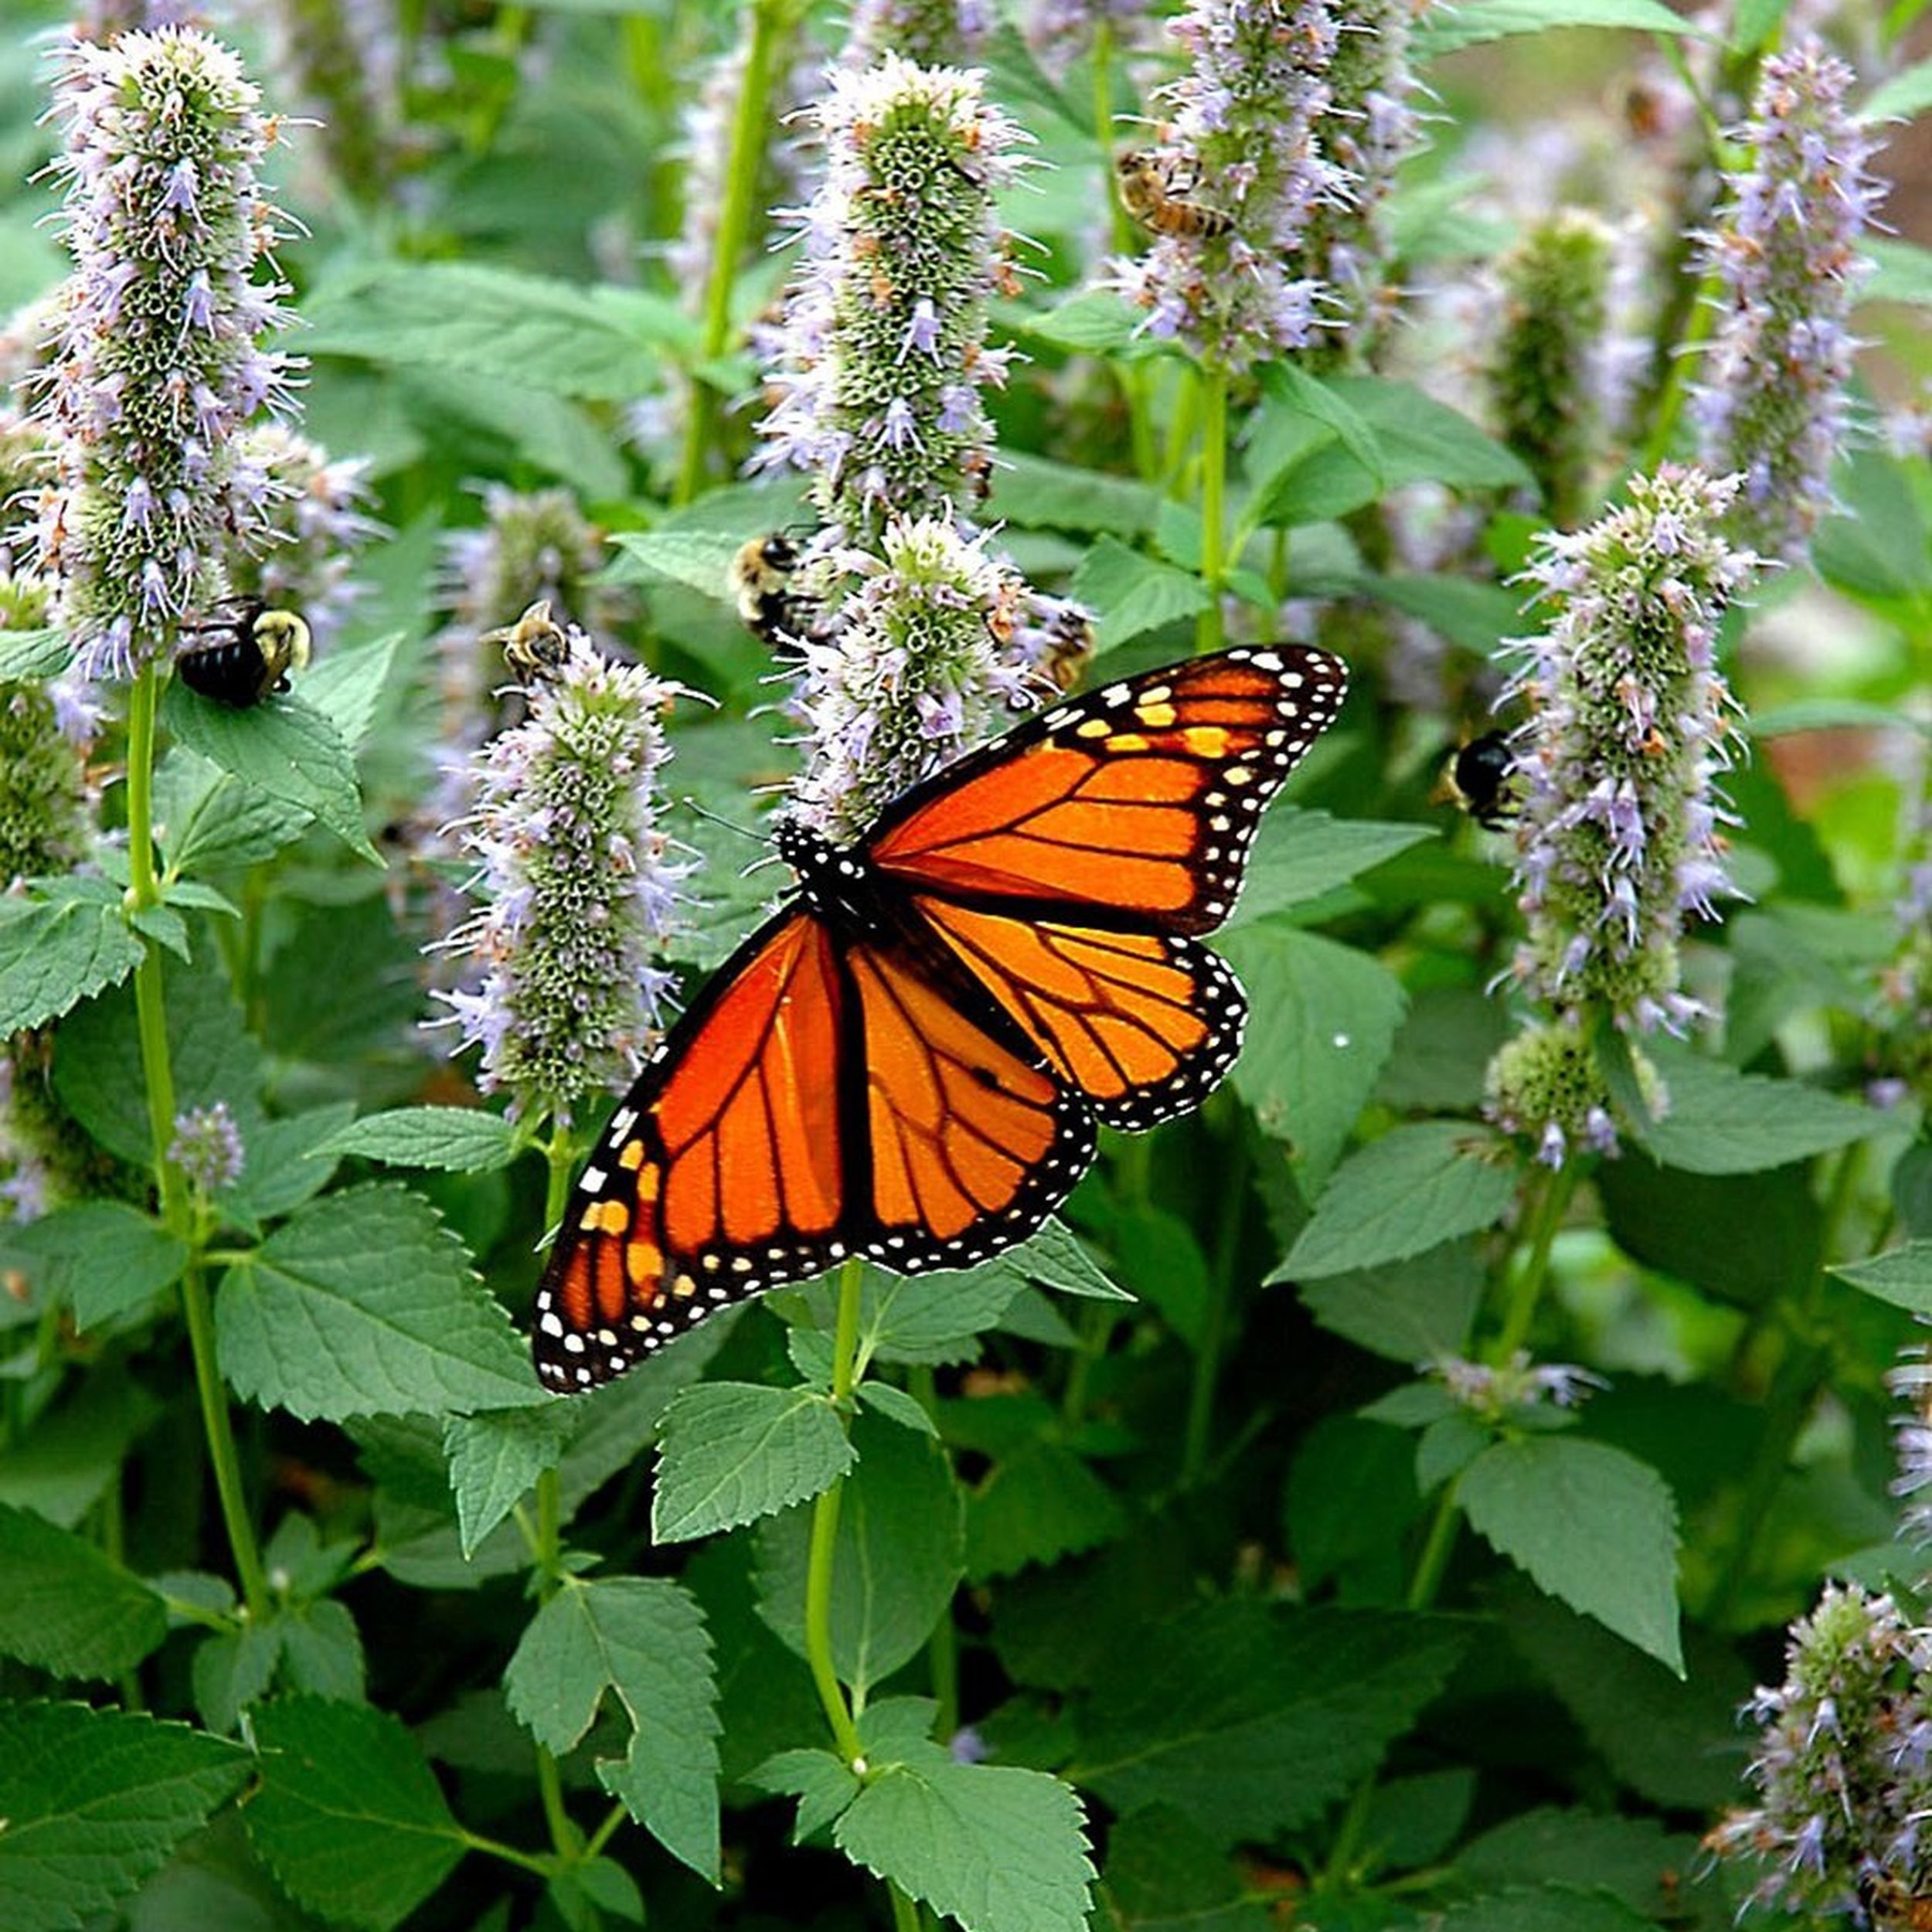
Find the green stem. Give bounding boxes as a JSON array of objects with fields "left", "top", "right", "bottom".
[
  {"left": 909, "top": 1364, "right": 960, "bottom": 1738},
  {"left": 888, "top": 1883, "right": 922, "bottom": 1932},
  {"left": 675, "top": 0, "right": 794, "bottom": 505},
  {"left": 460, "top": 1828, "right": 557, "bottom": 1879},
  {"left": 180, "top": 1260, "right": 271, "bottom": 1618},
  {"left": 1196, "top": 366, "right": 1229, "bottom": 654},
  {"left": 1179, "top": 1128, "right": 1250, "bottom": 1488},
  {"left": 805, "top": 1257, "right": 867, "bottom": 1764},
  {"left": 128, "top": 668, "right": 272, "bottom": 1620},
  {"left": 1488, "top": 1164, "right": 1575, "bottom": 1365}
]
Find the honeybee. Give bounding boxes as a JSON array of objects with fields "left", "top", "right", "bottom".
[
  {"left": 1434, "top": 730, "right": 1520, "bottom": 831},
  {"left": 1037, "top": 604, "right": 1094, "bottom": 694},
  {"left": 482, "top": 600, "right": 572, "bottom": 683},
  {"left": 1116, "top": 148, "right": 1233, "bottom": 241},
  {"left": 1862, "top": 1876, "right": 1932, "bottom": 1930},
  {"left": 730, "top": 532, "right": 813, "bottom": 658},
  {"left": 175, "top": 600, "right": 311, "bottom": 708}
]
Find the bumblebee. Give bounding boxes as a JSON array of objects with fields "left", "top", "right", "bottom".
[
  {"left": 175, "top": 600, "right": 311, "bottom": 708},
  {"left": 730, "top": 532, "right": 813, "bottom": 659},
  {"left": 1435, "top": 730, "right": 1520, "bottom": 831},
  {"left": 482, "top": 599, "right": 572, "bottom": 682},
  {"left": 1116, "top": 148, "right": 1233, "bottom": 241},
  {"left": 1862, "top": 1876, "right": 1932, "bottom": 1931}
]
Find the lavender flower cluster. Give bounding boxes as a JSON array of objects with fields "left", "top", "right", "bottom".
[
  {"left": 436, "top": 626, "right": 687, "bottom": 1128},
  {"left": 789, "top": 518, "right": 1039, "bottom": 843},
  {"left": 1108, "top": 0, "right": 1344, "bottom": 371},
  {"left": 1690, "top": 37, "right": 1882, "bottom": 563},
  {"left": 1484, "top": 468, "right": 1754, "bottom": 1165},
  {"left": 845, "top": 0, "right": 992, "bottom": 67},
  {"left": 757, "top": 56, "right": 1026, "bottom": 539},
  {"left": 1502, "top": 467, "right": 1753, "bottom": 1035},
  {"left": 168, "top": 1100, "right": 245, "bottom": 1196},
  {"left": 1709, "top": 1583, "right": 1932, "bottom": 1913},
  {"left": 32, "top": 28, "right": 294, "bottom": 683}
]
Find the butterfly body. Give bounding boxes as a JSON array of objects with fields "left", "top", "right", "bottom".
[{"left": 532, "top": 645, "right": 1346, "bottom": 1392}]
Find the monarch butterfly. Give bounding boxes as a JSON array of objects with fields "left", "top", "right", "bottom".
[{"left": 531, "top": 645, "right": 1348, "bottom": 1392}]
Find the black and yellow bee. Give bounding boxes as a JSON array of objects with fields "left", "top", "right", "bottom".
[
  {"left": 730, "top": 532, "right": 813, "bottom": 659},
  {"left": 175, "top": 600, "right": 311, "bottom": 708},
  {"left": 1862, "top": 1875, "right": 1932, "bottom": 1930},
  {"left": 1115, "top": 148, "right": 1233, "bottom": 240},
  {"left": 482, "top": 599, "right": 572, "bottom": 683},
  {"left": 1038, "top": 604, "right": 1095, "bottom": 695},
  {"left": 1435, "top": 730, "right": 1521, "bottom": 831}
]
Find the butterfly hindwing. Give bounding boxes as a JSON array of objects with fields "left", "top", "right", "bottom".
[{"left": 866, "top": 645, "right": 1348, "bottom": 935}]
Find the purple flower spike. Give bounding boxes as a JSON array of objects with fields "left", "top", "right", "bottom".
[
  {"left": 1690, "top": 38, "right": 1883, "bottom": 563},
  {"left": 433, "top": 626, "right": 691, "bottom": 1128},
  {"left": 32, "top": 28, "right": 296, "bottom": 682}
]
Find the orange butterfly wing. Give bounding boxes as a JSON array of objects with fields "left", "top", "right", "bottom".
[
  {"left": 867, "top": 646, "right": 1347, "bottom": 934},
  {"left": 532, "top": 917, "right": 1092, "bottom": 1392}
]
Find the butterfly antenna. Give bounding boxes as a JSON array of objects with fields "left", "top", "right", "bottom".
[{"left": 679, "top": 794, "right": 765, "bottom": 847}]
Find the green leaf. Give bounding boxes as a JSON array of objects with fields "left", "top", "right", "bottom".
[
  {"left": 653, "top": 1383, "right": 857, "bottom": 1543},
  {"left": 1505, "top": 1589, "right": 1751, "bottom": 1808},
  {"left": 1255, "top": 363, "right": 1386, "bottom": 488},
  {"left": 0, "top": 1702, "right": 250, "bottom": 1932},
  {"left": 1866, "top": 236, "right": 1932, "bottom": 308},
  {"left": 444, "top": 1404, "right": 578, "bottom": 1555},
  {"left": 605, "top": 529, "right": 744, "bottom": 599},
  {"left": 1072, "top": 1603, "right": 1467, "bottom": 1839},
  {"left": 967, "top": 1441, "right": 1125, "bottom": 1582},
  {"left": 1634, "top": 1042, "right": 1877, "bottom": 1175},
  {"left": 1249, "top": 378, "right": 1529, "bottom": 527},
  {"left": 505, "top": 1577, "right": 721, "bottom": 1881},
  {"left": 1296, "top": 1239, "right": 1484, "bottom": 1362},
  {"left": 1008, "top": 1219, "right": 1134, "bottom": 1300},
  {"left": 0, "top": 628, "right": 70, "bottom": 680},
  {"left": 837, "top": 1757, "right": 1096, "bottom": 1932},
  {"left": 316, "top": 1106, "right": 519, "bottom": 1174},
  {"left": 216, "top": 1183, "right": 538, "bottom": 1420},
  {"left": 7, "top": 1202, "right": 188, "bottom": 1331},
  {"left": 1833, "top": 1240, "right": 1932, "bottom": 1311},
  {"left": 192, "top": 1622, "right": 283, "bottom": 1736},
  {"left": 1022, "top": 291, "right": 1146, "bottom": 355},
  {"left": 160, "top": 682, "right": 379, "bottom": 864},
  {"left": 991, "top": 454, "right": 1162, "bottom": 538},
  {"left": 1227, "top": 808, "right": 1434, "bottom": 926},
  {"left": 1597, "top": 1155, "right": 1818, "bottom": 1308},
  {"left": 1220, "top": 927, "right": 1407, "bottom": 1185},
  {"left": 1861, "top": 56, "right": 1932, "bottom": 122},
  {"left": 1071, "top": 538, "right": 1211, "bottom": 651},
  {"left": 1462, "top": 1808, "right": 1703, "bottom": 1923},
  {"left": 1280, "top": 1123, "right": 1519, "bottom": 1281},
  {"left": 219, "top": 1104, "right": 355, "bottom": 1227},
  {"left": 1417, "top": 0, "right": 1699, "bottom": 52},
  {"left": 1432, "top": 1887, "right": 1658, "bottom": 1932},
  {"left": 1811, "top": 447, "right": 1932, "bottom": 607},
  {"left": 303, "top": 263, "right": 696, "bottom": 400},
  {"left": 1100, "top": 1805, "right": 1271, "bottom": 1932},
  {"left": 246, "top": 1697, "right": 467, "bottom": 1932},
  {"left": 1365, "top": 573, "right": 1524, "bottom": 656},
  {"left": 157, "top": 747, "right": 315, "bottom": 874},
  {"left": 300, "top": 631, "right": 402, "bottom": 751},
  {"left": 0, "top": 887, "right": 144, "bottom": 1036},
  {"left": 753, "top": 1746, "right": 862, "bottom": 1842},
  {"left": 0, "top": 1369, "right": 157, "bottom": 1529},
  {"left": 757, "top": 1411, "right": 964, "bottom": 1698},
  {"left": 1460, "top": 1437, "right": 1682, "bottom": 1672},
  {"left": 1286, "top": 1417, "right": 1423, "bottom": 1594},
  {"left": 0, "top": 1502, "right": 168, "bottom": 1678}
]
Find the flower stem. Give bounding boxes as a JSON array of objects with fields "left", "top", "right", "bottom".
[
  {"left": 1196, "top": 365, "right": 1230, "bottom": 654},
  {"left": 805, "top": 1257, "right": 868, "bottom": 1764},
  {"left": 1180, "top": 1125, "right": 1250, "bottom": 1487},
  {"left": 675, "top": 0, "right": 793, "bottom": 505},
  {"left": 1488, "top": 1163, "right": 1575, "bottom": 1365},
  {"left": 128, "top": 667, "right": 273, "bottom": 1620}
]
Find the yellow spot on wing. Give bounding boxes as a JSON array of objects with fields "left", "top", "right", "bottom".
[
  {"left": 1076, "top": 717, "right": 1111, "bottom": 739},
  {"left": 1182, "top": 726, "right": 1233, "bottom": 757},
  {"left": 583, "top": 1199, "right": 630, "bottom": 1236},
  {"left": 1108, "top": 733, "right": 1150, "bottom": 753},
  {"left": 1137, "top": 702, "right": 1178, "bottom": 727},
  {"left": 617, "top": 1139, "right": 646, "bottom": 1172}
]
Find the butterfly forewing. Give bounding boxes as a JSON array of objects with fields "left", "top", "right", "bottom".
[
  {"left": 532, "top": 911, "right": 853, "bottom": 1391},
  {"left": 866, "top": 646, "right": 1348, "bottom": 935}
]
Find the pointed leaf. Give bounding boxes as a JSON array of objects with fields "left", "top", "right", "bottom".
[
  {"left": 653, "top": 1383, "right": 856, "bottom": 1543},
  {"left": 316, "top": 1106, "right": 519, "bottom": 1173},
  {"left": 0, "top": 1702, "right": 249, "bottom": 1932},
  {"left": 216, "top": 1183, "right": 537, "bottom": 1420},
  {"left": 0, "top": 1503, "right": 167, "bottom": 1679},
  {"left": 837, "top": 1758, "right": 1096, "bottom": 1932},
  {"left": 1461, "top": 1437, "right": 1682, "bottom": 1672},
  {"left": 0, "top": 888, "right": 143, "bottom": 1036},
  {"left": 245, "top": 1697, "right": 466, "bottom": 1932}
]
